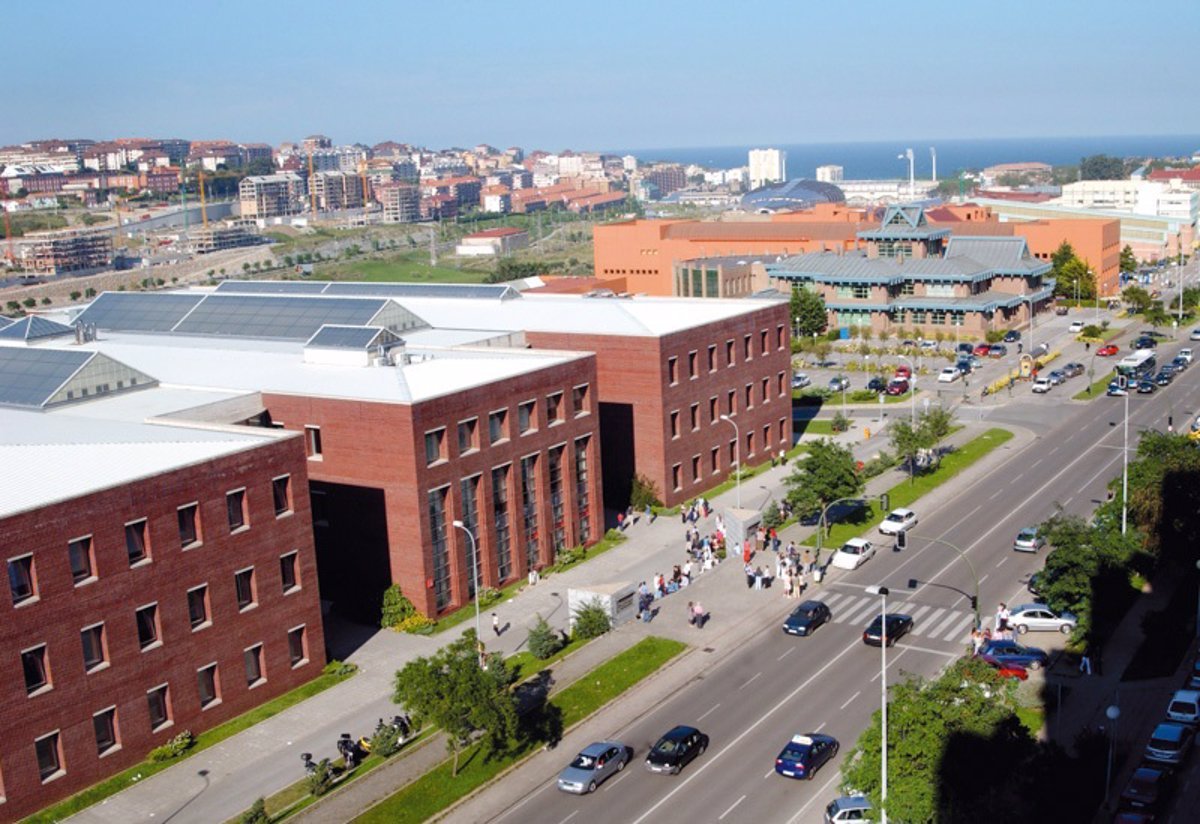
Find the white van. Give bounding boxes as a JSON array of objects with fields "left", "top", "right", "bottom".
[{"left": 1166, "top": 689, "right": 1200, "bottom": 726}]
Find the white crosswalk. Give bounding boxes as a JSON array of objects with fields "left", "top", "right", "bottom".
[{"left": 818, "top": 591, "right": 974, "bottom": 643}]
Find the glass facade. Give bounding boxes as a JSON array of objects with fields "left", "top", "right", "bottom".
[
  {"left": 520, "top": 455, "right": 539, "bottom": 570},
  {"left": 548, "top": 446, "right": 565, "bottom": 554},
  {"left": 460, "top": 475, "right": 480, "bottom": 597},
  {"left": 492, "top": 465, "right": 512, "bottom": 580},
  {"left": 574, "top": 436, "right": 591, "bottom": 542},
  {"left": 428, "top": 487, "right": 450, "bottom": 610}
]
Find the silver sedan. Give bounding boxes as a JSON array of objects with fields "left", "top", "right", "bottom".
[
  {"left": 557, "top": 741, "right": 629, "bottom": 794},
  {"left": 1009, "top": 603, "right": 1076, "bottom": 634}
]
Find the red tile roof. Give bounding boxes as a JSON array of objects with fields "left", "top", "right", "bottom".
[
  {"left": 1147, "top": 167, "right": 1200, "bottom": 182},
  {"left": 465, "top": 227, "right": 526, "bottom": 239}
]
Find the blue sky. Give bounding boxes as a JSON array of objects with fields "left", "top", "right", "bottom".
[{"left": 6, "top": 0, "right": 1199, "bottom": 150}]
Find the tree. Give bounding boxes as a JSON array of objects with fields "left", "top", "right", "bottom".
[
  {"left": 526, "top": 614, "right": 561, "bottom": 660},
  {"left": 790, "top": 286, "right": 828, "bottom": 337},
  {"left": 784, "top": 438, "right": 862, "bottom": 521},
  {"left": 380, "top": 585, "right": 416, "bottom": 629},
  {"left": 1054, "top": 257, "right": 1096, "bottom": 300},
  {"left": 1144, "top": 302, "right": 1170, "bottom": 330},
  {"left": 1119, "top": 244, "right": 1137, "bottom": 274},
  {"left": 1049, "top": 241, "right": 1075, "bottom": 275},
  {"left": 571, "top": 599, "right": 611, "bottom": 640},
  {"left": 240, "top": 798, "right": 269, "bottom": 824},
  {"left": 392, "top": 630, "right": 519, "bottom": 776},
  {"left": 1121, "top": 285, "right": 1153, "bottom": 314},
  {"left": 889, "top": 407, "right": 952, "bottom": 483},
  {"left": 1079, "top": 154, "right": 1126, "bottom": 180},
  {"left": 629, "top": 473, "right": 662, "bottom": 510}
]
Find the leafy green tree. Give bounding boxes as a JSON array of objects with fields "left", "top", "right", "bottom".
[
  {"left": 392, "top": 630, "right": 519, "bottom": 776},
  {"left": 629, "top": 473, "right": 662, "bottom": 509},
  {"left": 1049, "top": 241, "right": 1075, "bottom": 274},
  {"left": 1144, "top": 302, "right": 1170, "bottom": 330},
  {"left": 920, "top": 406, "right": 954, "bottom": 442},
  {"left": 1054, "top": 257, "right": 1096, "bottom": 300},
  {"left": 1121, "top": 285, "right": 1153, "bottom": 314},
  {"left": 571, "top": 600, "right": 611, "bottom": 640},
  {"left": 240, "top": 798, "right": 269, "bottom": 824},
  {"left": 1079, "top": 154, "right": 1125, "bottom": 180},
  {"left": 526, "top": 614, "right": 561, "bottom": 660},
  {"left": 380, "top": 585, "right": 416, "bottom": 629},
  {"left": 784, "top": 438, "right": 862, "bottom": 521},
  {"left": 888, "top": 418, "right": 925, "bottom": 483},
  {"left": 306, "top": 758, "right": 334, "bottom": 795},
  {"left": 1119, "top": 244, "right": 1137, "bottom": 274},
  {"left": 790, "top": 287, "right": 828, "bottom": 337}
]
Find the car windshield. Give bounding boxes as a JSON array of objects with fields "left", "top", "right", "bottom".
[
  {"left": 570, "top": 754, "right": 597, "bottom": 769},
  {"left": 654, "top": 739, "right": 680, "bottom": 754},
  {"left": 842, "top": 545, "right": 862, "bottom": 555},
  {"left": 1018, "top": 530, "right": 1036, "bottom": 541},
  {"left": 1150, "top": 733, "right": 1179, "bottom": 749},
  {"left": 885, "top": 514, "right": 903, "bottom": 522}
]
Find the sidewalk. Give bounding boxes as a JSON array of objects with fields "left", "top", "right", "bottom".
[{"left": 65, "top": 418, "right": 1018, "bottom": 824}]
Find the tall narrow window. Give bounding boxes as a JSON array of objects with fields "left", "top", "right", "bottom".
[
  {"left": 546, "top": 392, "right": 563, "bottom": 424},
  {"left": 687, "top": 350, "right": 698, "bottom": 378},
  {"left": 234, "top": 568, "right": 256, "bottom": 611},
  {"left": 135, "top": 604, "right": 159, "bottom": 650},
  {"left": 68, "top": 536, "right": 95, "bottom": 585},
  {"left": 460, "top": 475, "right": 481, "bottom": 598},
  {"left": 429, "top": 487, "right": 451, "bottom": 611},
  {"left": 518, "top": 400, "right": 536, "bottom": 434},
  {"left": 244, "top": 644, "right": 264, "bottom": 687},
  {"left": 743, "top": 334, "right": 752, "bottom": 361},
  {"left": 7, "top": 554, "right": 36, "bottom": 605},
  {"left": 690, "top": 403, "right": 699, "bottom": 431},
  {"left": 177, "top": 503, "right": 200, "bottom": 549},
  {"left": 707, "top": 344, "right": 717, "bottom": 372},
  {"left": 672, "top": 464, "right": 682, "bottom": 491},
  {"left": 548, "top": 446, "right": 565, "bottom": 553},
  {"left": 288, "top": 626, "right": 308, "bottom": 667},
  {"left": 187, "top": 585, "right": 210, "bottom": 630},
  {"left": 760, "top": 329, "right": 768, "bottom": 354},
  {"left": 305, "top": 425, "right": 323, "bottom": 459},
  {"left": 93, "top": 708, "right": 118, "bottom": 756},
  {"left": 670, "top": 410, "right": 680, "bottom": 438},
  {"left": 573, "top": 437, "right": 591, "bottom": 543},
  {"left": 457, "top": 417, "right": 478, "bottom": 454},
  {"left": 197, "top": 664, "right": 220, "bottom": 709},
  {"left": 124, "top": 520, "right": 149, "bottom": 565},
  {"left": 227, "top": 488, "right": 247, "bottom": 531},
  {"left": 147, "top": 685, "right": 171, "bottom": 729},
  {"left": 492, "top": 465, "right": 512, "bottom": 580},
  {"left": 520, "top": 455, "right": 539, "bottom": 571},
  {"left": 35, "top": 732, "right": 61, "bottom": 782},
  {"left": 667, "top": 356, "right": 678, "bottom": 385},
  {"left": 22, "top": 645, "right": 50, "bottom": 695},
  {"left": 571, "top": 384, "right": 589, "bottom": 415},
  {"left": 489, "top": 409, "right": 508, "bottom": 444},
  {"left": 280, "top": 552, "right": 299, "bottom": 594},
  {"left": 272, "top": 475, "right": 291, "bottom": 516},
  {"left": 725, "top": 339, "right": 735, "bottom": 365},
  {"left": 81, "top": 623, "right": 106, "bottom": 671},
  {"left": 425, "top": 428, "right": 446, "bottom": 464}
]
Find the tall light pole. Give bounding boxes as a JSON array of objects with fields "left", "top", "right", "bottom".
[
  {"left": 910, "top": 535, "right": 981, "bottom": 628},
  {"left": 1121, "top": 388, "right": 1129, "bottom": 535},
  {"left": 451, "top": 520, "right": 483, "bottom": 665},
  {"left": 1104, "top": 704, "right": 1121, "bottom": 808},
  {"left": 866, "top": 584, "right": 890, "bottom": 823},
  {"left": 896, "top": 354, "right": 916, "bottom": 425},
  {"left": 719, "top": 414, "right": 741, "bottom": 509},
  {"left": 897, "top": 149, "right": 914, "bottom": 200},
  {"left": 1177, "top": 231, "right": 1185, "bottom": 326}
]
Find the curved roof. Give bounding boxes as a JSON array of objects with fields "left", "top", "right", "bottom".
[{"left": 740, "top": 179, "right": 844, "bottom": 213}]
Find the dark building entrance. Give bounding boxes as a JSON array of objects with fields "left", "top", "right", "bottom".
[
  {"left": 309, "top": 481, "right": 392, "bottom": 626},
  {"left": 599, "top": 402, "right": 634, "bottom": 524}
]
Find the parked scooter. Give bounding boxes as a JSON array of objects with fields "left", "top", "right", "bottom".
[
  {"left": 336, "top": 733, "right": 368, "bottom": 770},
  {"left": 374, "top": 714, "right": 413, "bottom": 743}
]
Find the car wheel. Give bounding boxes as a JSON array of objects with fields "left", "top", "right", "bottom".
[
  {"left": 671, "top": 765, "right": 680, "bottom": 775},
  {"left": 1016, "top": 624, "right": 1028, "bottom": 635},
  {"left": 1028, "top": 660, "right": 1042, "bottom": 671},
  {"left": 697, "top": 743, "right": 707, "bottom": 756},
  {"left": 616, "top": 757, "right": 625, "bottom": 771},
  {"left": 588, "top": 780, "right": 597, "bottom": 793},
  {"left": 1060, "top": 625, "right": 1073, "bottom": 635}
]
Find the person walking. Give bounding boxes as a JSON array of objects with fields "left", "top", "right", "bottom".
[
  {"left": 492, "top": 613, "right": 501, "bottom": 636},
  {"left": 692, "top": 601, "right": 705, "bottom": 629}
]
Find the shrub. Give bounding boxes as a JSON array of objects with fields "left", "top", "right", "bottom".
[
  {"left": 240, "top": 798, "right": 269, "bottom": 824},
  {"left": 307, "top": 758, "right": 334, "bottom": 796},
  {"left": 322, "top": 659, "right": 358, "bottom": 677},
  {"left": 477, "top": 587, "right": 503, "bottom": 608},
  {"left": 553, "top": 546, "right": 586, "bottom": 569},
  {"left": 629, "top": 473, "right": 662, "bottom": 510},
  {"left": 527, "top": 613, "right": 562, "bottom": 660},
  {"left": 860, "top": 450, "right": 897, "bottom": 479},
  {"left": 380, "top": 585, "right": 416, "bottom": 629},
  {"left": 985, "top": 329, "right": 1006, "bottom": 343},
  {"left": 831, "top": 411, "right": 851, "bottom": 433},
  {"left": 370, "top": 723, "right": 404, "bottom": 758},
  {"left": 69, "top": 291, "right": 81, "bottom": 301},
  {"left": 148, "top": 730, "right": 195, "bottom": 762},
  {"left": 394, "top": 613, "right": 435, "bottom": 634},
  {"left": 571, "top": 599, "right": 611, "bottom": 640}
]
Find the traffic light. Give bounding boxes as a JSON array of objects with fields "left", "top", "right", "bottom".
[
  {"left": 970, "top": 596, "right": 979, "bottom": 612},
  {"left": 896, "top": 530, "right": 907, "bottom": 550}
]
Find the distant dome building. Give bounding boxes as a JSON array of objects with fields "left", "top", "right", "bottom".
[{"left": 740, "top": 179, "right": 845, "bottom": 213}]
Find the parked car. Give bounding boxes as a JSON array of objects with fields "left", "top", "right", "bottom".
[
  {"left": 1119, "top": 765, "right": 1174, "bottom": 813},
  {"left": 1008, "top": 604, "right": 1076, "bottom": 634},
  {"left": 1134, "top": 337, "right": 1158, "bottom": 351},
  {"left": 831, "top": 538, "right": 875, "bottom": 570},
  {"left": 976, "top": 655, "right": 1029, "bottom": 680},
  {"left": 1003, "top": 330, "right": 1022, "bottom": 343},
  {"left": 866, "top": 376, "right": 888, "bottom": 393},
  {"left": 1047, "top": 370, "right": 1066, "bottom": 385},
  {"left": 1171, "top": 356, "right": 1189, "bottom": 373},
  {"left": 1097, "top": 344, "right": 1119, "bottom": 357},
  {"left": 825, "top": 796, "right": 873, "bottom": 823},
  {"left": 1061, "top": 362, "right": 1085, "bottom": 378},
  {"left": 1013, "top": 527, "right": 1045, "bottom": 552},
  {"left": 894, "top": 364, "right": 912, "bottom": 379},
  {"left": 645, "top": 726, "right": 708, "bottom": 774},
  {"left": 1155, "top": 370, "right": 1174, "bottom": 386},
  {"left": 863, "top": 613, "right": 913, "bottom": 646},
  {"left": 957, "top": 342, "right": 975, "bottom": 355},
  {"left": 558, "top": 741, "right": 630, "bottom": 793},
  {"left": 973, "top": 343, "right": 993, "bottom": 357},
  {"left": 1181, "top": 348, "right": 1196, "bottom": 363},
  {"left": 886, "top": 378, "right": 910, "bottom": 396},
  {"left": 1055, "top": 305, "right": 1069, "bottom": 316},
  {"left": 1136, "top": 379, "right": 1158, "bottom": 394},
  {"left": 828, "top": 375, "right": 851, "bottom": 392},
  {"left": 878, "top": 507, "right": 917, "bottom": 535},
  {"left": 774, "top": 733, "right": 839, "bottom": 780},
  {"left": 1166, "top": 689, "right": 1200, "bottom": 726},
  {"left": 900, "top": 339, "right": 917, "bottom": 348},
  {"left": 988, "top": 343, "right": 1008, "bottom": 358},
  {"left": 782, "top": 600, "right": 831, "bottom": 637},
  {"left": 977, "top": 639, "right": 1049, "bottom": 670},
  {"left": 1031, "top": 376, "right": 1053, "bottom": 394},
  {"left": 937, "top": 367, "right": 960, "bottom": 383},
  {"left": 1191, "top": 328, "right": 1200, "bottom": 341},
  {"left": 919, "top": 340, "right": 938, "bottom": 350},
  {"left": 1144, "top": 722, "right": 1194, "bottom": 765},
  {"left": 791, "top": 373, "right": 811, "bottom": 389}
]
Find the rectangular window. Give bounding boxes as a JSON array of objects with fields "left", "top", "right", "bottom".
[
  {"left": 777, "top": 371, "right": 786, "bottom": 397},
  {"left": 517, "top": 400, "right": 536, "bottom": 434},
  {"left": 81, "top": 623, "right": 106, "bottom": 671},
  {"left": 244, "top": 644, "right": 264, "bottom": 687},
  {"left": 548, "top": 447, "right": 566, "bottom": 553},
  {"left": 667, "top": 356, "right": 678, "bottom": 385},
  {"left": 124, "top": 519, "right": 149, "bottom": 565},
  {"left": 93, "top": 707, "right": 118, "bottom": 756},
  {"left": 489, "top": 409, "right": 508, "bottom": 444},
  {"left": 22, "top": 645, "right": 49, "bottom": 695},
  {"left": 305, "top": 425, "right": 323, "bottom": 459},
  {"left": 68, "top": 536, "right": 95, "bottom": 585},
  {"left": 136, "top": 603, "right": 159, "bottom": 650},
  {"left": 519, "top": 456, "right": 539, "bottom": 572},
  {"left": 708, "top": 396, "right": 718, "bottom": 423},
  {"left": 425, "top": 428, "right": 446, "bottom": 464},
  {"left": 707, "top": 344, "right": 717, "bottom": 372},
  {"left": 760, "top": 329, "right": 768, "bottom": 354},
  {"left": 745, "top": 384, "right": 753, "bottom": 409},
  {"left": 690, "top": 403, "right": 699, "bottom": 431},
  {"left": 777, "top": 324, "right": 785, "bottom": 349},
  {"left": 187, "top": 585, "right": 210, "bottom": 630},
  {"left": 725, "top": 339, "right": 735, "bottom": 366},
  {"left": 35, "top": 732, "right": 61, "bottom": 782},
  {"left": 747, "top": 430, "right": 756, "bottom": 456},
  {"left": 687, "top": 350, "right": 698, "bottom": 378},
  {"left": 764, "top": 424, "right": 771, "bottom": 450},
  {"left": 280, "top": 552, "right": 299, "bottom": 593},
  {"left": 197, "top": 664, "right": 220, "bottom": 709},
  {"left": 429, "top": 486, "right": 451, "bottom": 610},
  {"left": 272, "top": 475, "right": 292, "bottom": 516},
  {"left": 729, "top": 439, "right": 737, "bottom": 465},
  {"left": 571, "top": 384, "right": 589, "bottom": 415},
  {"left": 691, "top": 455, "right": 700, "bottom": 482},
  {"left": 743, "top": 334, "right": 752, "bottom": 361},
  {"left": 460, "top": 475, "right": 481, "bottom": 598},
  {"left": 546, "top": 392, "right": 563, "bottom": 424},
  {"left": 288, "top": 625, "right": 308, "bottom": 667},
  {"left": 492, "top": 465, "right": 513, "bottom": 580},
  {"left": 177, "top": 503, "right": 200, "bottom": 549},
  {"left": 710, "top": 447, "right": 719, "bottom": 474},
  {"left": 8, "top": 554, "right": 36, "bottom": 605},
  {"left": 235, "top": 567, "right": 256, "bottom": 611},
  {"left": 227, "top": 488, "right": 247, "bottom": 531},
  {"left": 457, "top": 417, "right": 478, "bottom": 454},
  {"left": 779, "top": 417, "right": 788, "bottom": 443},
  {"left": 727, "top": 389, "right": 736, "bottom": 414},
  {"left": 761, "top": 377, "right": 770, "bottom": 402},
  {"left": 573, "top": 437, "right": 591, "bottom": 543},
  {"left": 671, "top": 464, "right": 682, "bottom": 491},
  {"left": 670, "top": 410, "right": 680, "bottom": 439},
  {"left": 147, "top": 684, "right": 171, "bottom": 730}
]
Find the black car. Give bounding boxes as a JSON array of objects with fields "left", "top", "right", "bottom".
[
  {"left": 866, "top": 376, "right": 888, "bottom": 393},
  {"left": 1061, "top": 362, "right": 1085, "bottom": 378},
  {"left": 1172, "top": 357, "right": 1189, "bottom": 372},
  {"left": 956, "top": 342, "right": 974, "bottom": 355},
  {"left": 1141, "top": 330, "right": 1171, "bottom": 340},
  {"left": 1154, "top": 370, "right": 1174, "bottom": 386},
  {"left": 1133, "top": 337, "right": 1158, "bottom": 350},
  {"left": 1137, "top": 379, "right": 1158, "bottom": 394},
  {"left": 1120, "top": 765, "right": 1174, "bottom": 812},
  {"left": 1003, "top": 330, "right": 1021, "bottom": 343},
  {"left": 900, "top": 339, "right": 917, "bottom": 348},
  {"left": 783, "top": 600, "right": 831, "bottom": 637},
  {"left": 645, "top": 726, "right": 708, "bottom": 774},
  {"left": 862, "top": 613, "right": 913, "bottom": 647}
]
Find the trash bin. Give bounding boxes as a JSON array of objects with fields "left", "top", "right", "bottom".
[{"left": 863, "top": 427, "right": 871, "bottom": 439}]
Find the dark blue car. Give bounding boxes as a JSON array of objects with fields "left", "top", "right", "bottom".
[
  {"left": 774, "top": 733, "right": 839, "bottom": 780},
  {"left": 978, "top": 639, "right": 1049, "bottom": 670}
]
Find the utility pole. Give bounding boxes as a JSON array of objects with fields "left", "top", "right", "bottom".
[{"left": 429, "top": 224, "right": 437, "bottom": 266}]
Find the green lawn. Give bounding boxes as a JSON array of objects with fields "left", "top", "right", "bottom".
[
  {"left": 1073, "top": 373, "right": 1116, "bottom": 400},
  {"left": 322, "top": 258, "right": 490, "bottom": 284},
  {"left": 355, "top": 637, "right": 686, "bottom": 824},
  {"left": 805, "top": 428, "right": 1014, "bottom": 551}
]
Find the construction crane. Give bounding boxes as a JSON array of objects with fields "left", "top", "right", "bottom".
[
  {"left": 358, "top": 158, "right": 370, "bottom": 218},
  {"left": 198, "top": 171, "right": 210, "bottom": 230},
  {"left": 3, "top": 209, "right": 14, "bottom": 263},
  {"left": 308, "top": 152, "right": 318, "bottom": 215}
]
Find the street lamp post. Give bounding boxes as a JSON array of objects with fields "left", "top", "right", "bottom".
[
  {"left": 866, "top": 584, "right": 890, "bottom": 823},
  {"left": 719, "top": 414, "right": 741, "bottom": 509},
  {"left": 1121, "top": 388, "right": 1129, "bottom": 535},
  {"left": 451, "top": 520, "right": 483, "bottom": 665},
  {"left": 1104, "top": 704, "right": 1121, "bottom": 808},
  {"left": 910, "top": 534, "right": 981, "bottom": 628},
  {"left": 896, "top": 354, "right": 916, "bottom": 425}
]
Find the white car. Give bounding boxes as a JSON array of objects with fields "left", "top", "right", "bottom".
[
  {"left": 831, "top": 538, "right": 875, "bottom": 570},
  {"left": 1009, "top": 604, "right": 1076, "bottom": 634},
  {"left": 936, "top": 367, "right": 960, "bottom": 383},
  {"left": 792, "top": 373, "right": 811, "bottom": 389},
  {"left": 1031, "top": 376, "right": 1052, "bottom": 393},
  {"left": 1178, "top": 348, "right": 1193, "bottom": 364},
  {"left": 1190, "top": 328, "right": 1200, "bottom": 341},
  {"left": 878, "top": 508, "right": 917, "bottom": 536},
  {"left": 1068, "top": 321, "right": 1085, "bottom": 333}
]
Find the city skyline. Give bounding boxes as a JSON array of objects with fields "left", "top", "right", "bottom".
[{"left": 7, "top": 0, "right": 1199, "bottom": 149}]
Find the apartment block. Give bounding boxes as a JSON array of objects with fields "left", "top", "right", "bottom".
[
  {"left": 378, "top": 183, "right": 421, "bottom": 223},
  {"left": 310, "top": 171, "right": 365, "bottom": 212},
  {"left": 15, "top": 229, "right": 113, "bottom": 275},
  {"left": 238, "top": 174, "right": 306, "bottom": 220},
  {"left": 190, "top": 224, "right": 263, "bottom": 254}
]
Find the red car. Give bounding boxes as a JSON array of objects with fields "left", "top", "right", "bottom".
[
  {"left": 972, "top": 343, "right": 992, "bottom": 357},
  {"left": 977, "top": 654, "right": 1029, "bottom": 680},
  {"left": 894, "top": 364, "right": 912, "bottom": 379},
  {"left": 1097, "top": 344, "right": 1119, "bottom": 357},
  {"left": 886, "top": 378, "right": 910, "bottom": 396}
]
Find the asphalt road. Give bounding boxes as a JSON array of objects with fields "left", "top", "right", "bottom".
[{"left": 481, "top": 335, "right": 1200, "bottom": 824}]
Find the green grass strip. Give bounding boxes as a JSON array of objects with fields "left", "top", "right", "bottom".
[
  {"left": 23, "top": 666, "right": 357, "bottom": 824},
  {"left": 354, "top": 636, "right": 686, "bottom": 824},
  {"left": 804, "top": 428, "right": 1014, "bottom": 550},
  {"left": 1073, "top": 373, "right": 1116, "bottom": 401}
]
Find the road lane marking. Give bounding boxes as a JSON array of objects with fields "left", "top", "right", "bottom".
[
  {"left": 627, "top": 636, "right": 862, "bottom": 824},
  {"left": 557, "top": 811, "right": 578, "bottom": 824},
  {"left": 788, "top": 772, "right": 843, "bottom": 823},
  {"left": 943, "top": 614, "right": 975, "bottom": 642},
  {"left": 602, "top": 771, "right": 629, "bottom": 792},
  {"left": 718, "top": 794, "right": 747, "bottom": 820},
  {"left": 909, "top": 605, "right": 933, "bottom": 623},
  {"left": 764, "top": 768, "right": 775, "bottom": 779},
  {"left": 915, "top": 608, "right": 946, "bottom": 635},
  {"left": 929, "top": 610, "right": 961, "bottom": 637},
  {"left": 739, "top": 672, "right": 762, "bottom": 690},
  {"left": 898, "top": 642, "right": 960, "bottom": 658},
  {"left": 777, "top": 648, "right": 794, "bottom": 661},
  {"left": 697, "top": 703, "right": 721, "bottom": 722},
  {"left": 834, "top": 599, "right": 877, "bottom": 624},
  {"left": 839, "top": 690, "right": 861, "bottom": 710},
  {"left": 871, "top": 647, "right": 908, "bottom": 681},
  {"left": 995, "top": 557, "right": 1007, "bottom": 568},
  {"left": 978, "top": 573, "right": 990, "bottom": 585}
]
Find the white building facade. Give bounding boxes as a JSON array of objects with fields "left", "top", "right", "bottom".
[{"left": 748, "top": 148, "right": 787, "bottom": 190}]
